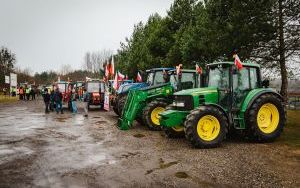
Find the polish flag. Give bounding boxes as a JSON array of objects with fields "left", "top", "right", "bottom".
[
  {"left": 113, "top": 73, "right": 119, "bottom": 90},
  {"left": 125, "top": 75, "right": 128, "bottom": 80},
  {"left": 105, "top": 62, "right": 109, "bottom": 77},
  {"left": 176, "top": 64, "right": 183, "bottom": 75},
  {"left": 110, "top": 56, "right": 115, "bottom": 75},
  {"left": 234, "top": 54, "right": 243, "bottom": 70},
  {"left": 195, "top": 64, "right": 202, "bottom": 74},
  {"left": 136, "top": 72, "right": 142, "bottom": 82},
  {"left": 118, "top": 71, "right": 125, "bottom": 80}
]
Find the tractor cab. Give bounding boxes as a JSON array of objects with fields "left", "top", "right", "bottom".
[
  {"left": 160, "top": 62, "right": 285, "bottom": 148},
  {"left": 206, "top": 62, "right": 262, "bottom": 110},
  {"left": 85, "top": 79, "right": 105, "bottom": 109},
  {"left": 168, "top": 69, "right": 203, "bottom": 91}
]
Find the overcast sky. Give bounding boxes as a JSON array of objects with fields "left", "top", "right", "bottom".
[{"left": 0, "top": 0, "right": 173, "bottom": 73}]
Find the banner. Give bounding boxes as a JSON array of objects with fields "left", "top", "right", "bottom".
[
  {"left": 104, "top": 92, "right": 110, "bottom": 111},
  {"left": 5, "top": 75, "right": 9, "bottom": 84},
  {"left": 10, "top": 73, "right": 17, "bottom": 87}
]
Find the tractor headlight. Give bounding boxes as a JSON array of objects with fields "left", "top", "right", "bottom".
[
  {"left": 173, "top": 95, "right": 194, "bottom": 110},
  {"left": 173, "top": 101, "right": 185, "bottom": 107}
]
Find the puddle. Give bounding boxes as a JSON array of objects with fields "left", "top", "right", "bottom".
[
  {"left": 95, "top": 121, "right": 107, "bottom": 125},
  {"left": 133, "top": 133, "right": 145, "bottom": 138},
  {"left": 55, "top": 117, "right": 70, "bottom": 122},
  {"left": 175, "top": 171, "right": 189, "bottom": 178},
  {"left": 93, "top": 117, "right": 101, "bottom": 119},
  {"left": 145, "top": 158, "right": 179, "bottom": 175},
  {"left": 159, "top": 158, "right": 178, "bottom": 169}
]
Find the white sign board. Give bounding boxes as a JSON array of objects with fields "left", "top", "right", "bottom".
[
  {"left": 5, "top": 75, "right": 10, "bottom": 84},
  {"left": 10, "top": 73, "right": 17, "bottom": 87},
  {"left": 104, "top": 92, "right": 110, "bottom": 111}
]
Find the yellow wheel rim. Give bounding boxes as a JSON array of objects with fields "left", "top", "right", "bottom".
[
  {"left": 150, "top": 107, "right": 165, "bottom": 126},
  {"left": 172, "top": 125, "right": 184, "bottom": 132},
  {"left": 257, "top": 103, "right": 279, "bottom": 134},
  {"left": 197, "top": 115, "right": 220, "bottom": 141}
]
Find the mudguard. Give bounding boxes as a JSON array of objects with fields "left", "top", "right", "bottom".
[{"left": 239, "top": 88, "right": 283, "bottom": 128}]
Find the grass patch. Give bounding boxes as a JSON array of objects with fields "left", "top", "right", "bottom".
[
  {"left": 278, "top": 110, "right": 300, "bottom": 148},
  {"left": 0, "top": 95, "right": 18, "bottom": 103}
]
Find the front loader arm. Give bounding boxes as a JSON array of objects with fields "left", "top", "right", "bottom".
[{"left": 118, "top": 83, "right": 173, "bottom": 130}]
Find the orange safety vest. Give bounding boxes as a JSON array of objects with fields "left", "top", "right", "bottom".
[{"left": 19, "top": 89, "right": 24, "bottom": 94}]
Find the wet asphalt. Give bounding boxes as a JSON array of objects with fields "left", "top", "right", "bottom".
[{"left": 0, "top": 99, "right": 299, "bottom": 188}]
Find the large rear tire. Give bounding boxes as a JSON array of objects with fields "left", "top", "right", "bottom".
[
  {"left": 118, "top": 95, "right": 127, "bottom": 115},
  {"left": 184, "top": 106, "right": 228, "bottom": 148},
  {"left": 245, "top": 93, "right": 285, "bottom": 142},
  {"left": 143, "top": 100, "right": 168, "bottom": 131}
]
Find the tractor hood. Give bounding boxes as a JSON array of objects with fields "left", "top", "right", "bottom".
[
  {"left": 117, "top": 82, "right": 149, "bottom": 95},
  {"left": 174, "top": 87, "right": 218, "bottom": 96}
]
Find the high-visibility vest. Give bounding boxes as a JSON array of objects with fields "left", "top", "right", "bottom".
[
  {"left": 19, "top": 89, "right": 24, "bottom": 94},
  {"left": 26, "top": 88, "right": 30, "bottom": 94}
]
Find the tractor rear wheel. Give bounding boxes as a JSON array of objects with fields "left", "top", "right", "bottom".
[
  {"left": 143, "top": 100, "right": 168, "bottom": 131},
  {"left": 163, "top": 126, "right": 185, "bottom": 138},
  {"left": 245, "top": 93, "right": 285, "bottom": 142},
  {"left": 184, "top": 106, "right": 228, "bottom": 148}
]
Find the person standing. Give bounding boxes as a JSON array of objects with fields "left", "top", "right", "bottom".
[
  {"left": 83, "top": 88, "right": 89, "bottom": 117},
  {"left": 19, "top": 87, "right": 24, "bottom": 100},
  {"left": 25, "top": 87, "right": 30, "bottom": 100},
  {"left": 50, "top": 90, "right": 55, "bottom": 111},
  {"left": 43, "top": 88, "right": 50, "bottom": 113},
  {"left": 71, "top": 89, "right": 77, "bottom": 114},
  {"left": 54, "top": 88, "right": 63, "bottom": 114}
]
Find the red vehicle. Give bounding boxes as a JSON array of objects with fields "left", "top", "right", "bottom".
[
  {"left": 56, "top": 81, "right": 70, "bottom": 107},
  {"left": 85, "top": 80, "right": 105, "bottom": 109}
]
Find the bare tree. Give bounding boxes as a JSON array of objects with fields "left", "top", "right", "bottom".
[
  {"left": 82, "top": 49, "right": 113, "bottom": 73},
  {"left": 59, "top": 64, "right": 73, "bottom": 75}
]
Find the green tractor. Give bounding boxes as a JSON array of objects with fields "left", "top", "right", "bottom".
[
  {"left": 118, "top": 69, "right": 203, "bottom": 130},
  {"left": 160, "top": 62, "right": 285, "bottom": 148}
]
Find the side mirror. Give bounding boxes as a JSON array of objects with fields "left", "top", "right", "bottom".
[{"left": 262, "top": 79, "right": 269, "bottom": 88}]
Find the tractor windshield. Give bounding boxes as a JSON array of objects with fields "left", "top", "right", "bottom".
[
  {"left": 208, "top": 66, "right": 230, "bottom": 88},
  {"left": 170, "top": 72, "right": 197, "bottom": 90},
  {"left": 87, "top": 82, "right": 100, "bottom": 93},
  {"left": 147, "top": 71, "right": 166, "bottom": 86}
]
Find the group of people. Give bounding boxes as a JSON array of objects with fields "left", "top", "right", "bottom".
[
  {"left": 42, "top": 87, "right": 88, "bottom": 116},
  {"left": 18, "top": 86, "right": 38, "bottom": 101}
]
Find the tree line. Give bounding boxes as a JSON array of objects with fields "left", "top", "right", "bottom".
[{"left": 116, "top": 0, "right": 299, "bottom": 101}]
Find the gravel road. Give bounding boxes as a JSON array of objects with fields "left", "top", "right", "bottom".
[{"left": 0, "top": 100, "right": 299, "bottom": 188}]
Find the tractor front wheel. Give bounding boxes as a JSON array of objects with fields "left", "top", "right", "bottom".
[
  {"left": 246, "top": 94, "right": 285, "bottom": 142},
  {"left": 143, "top": 100, "right": 168, "bottom": 131},
  {"left": 184, "top": 106, "right": 228, "bottom": 148}
]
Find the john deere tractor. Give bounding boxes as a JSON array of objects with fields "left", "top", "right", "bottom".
[
  {"left": 113, "top": 68, "right": 174, "bottom": 116},
  {"left": 159, "top": 62, "right": 285, "bottom": 148},
  {"left": 118, "top": 69, "right": 203, "bottom": 130}
]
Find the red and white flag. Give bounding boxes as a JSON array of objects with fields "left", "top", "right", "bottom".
[
  {"left": 110, "top": 56, "right": 115, "bottom": 75},
  {"left": 195, "top": 64, "right": 202, "bottom": 74},
  {"left": 105, "top": 61, "right": 109, "bottom": 77},
  {"left": 136, "top": 72, "right": 142, "bottom": 82},
  {"left": 234, "top": 54, "right": 243, "bottom": 70},
  {"left": 118, "top": 71, "right": 125, "bottom": 80},
  {"left": 176, "top": 64, "right": 183, "bottom": 75},
  {"left": 113, "top": 73, "right": 119, "bottom": 90},
  {"left": 125, "top": 75, "right": 128, "bottom": 80}
]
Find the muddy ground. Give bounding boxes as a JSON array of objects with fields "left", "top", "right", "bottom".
[{"left": 0, "top": 100, "right": 299, "bottom": 188}]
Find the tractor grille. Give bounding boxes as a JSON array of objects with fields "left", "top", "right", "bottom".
[{"left": 173, "top": 95, "right": 194, "bottom": 111}]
